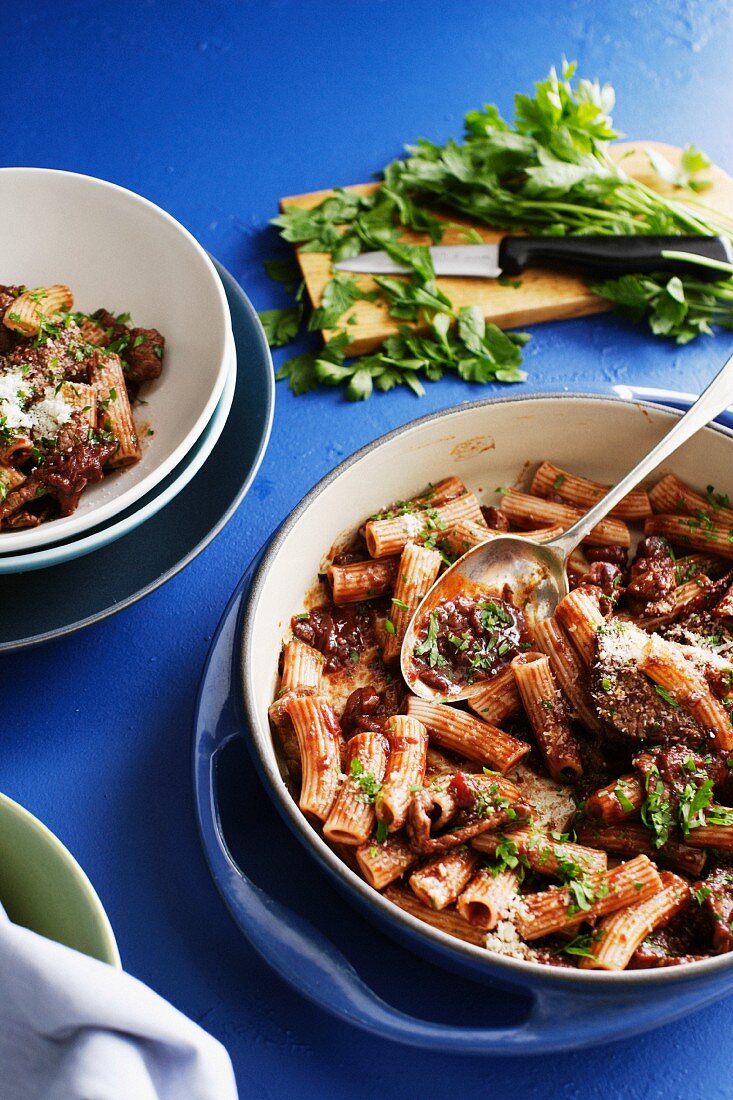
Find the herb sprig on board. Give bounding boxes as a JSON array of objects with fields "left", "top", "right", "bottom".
[{"left": 261, "top": 58, "right": 733, "bottom": 400}]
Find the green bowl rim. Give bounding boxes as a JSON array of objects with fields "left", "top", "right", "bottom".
[{"left": 0, "top": 791, "right": 121, "bottom": 968}]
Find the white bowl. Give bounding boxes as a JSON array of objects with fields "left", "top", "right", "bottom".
[{"left": 0, "top": 168, "right": 232, "bottom": 551}]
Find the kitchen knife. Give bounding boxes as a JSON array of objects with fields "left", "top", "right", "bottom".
[{"left": 334, "top": 235, "right": 732, "bottom": 281}]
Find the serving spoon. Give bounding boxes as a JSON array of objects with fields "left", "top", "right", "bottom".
[{"left": 401, "top": 352, "right": 733, "bottom": 702}]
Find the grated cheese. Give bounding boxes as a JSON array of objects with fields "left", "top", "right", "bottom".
[
  {"left": 0, "top": 369, "right": 74, "bottom": 443},
  {"left": 484, "top": 900, "right": 538, "bottom": 962}
]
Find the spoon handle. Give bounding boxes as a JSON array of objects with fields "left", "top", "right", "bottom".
[{"left": 553, "top": 351, "right": 733, "bottom": 559}]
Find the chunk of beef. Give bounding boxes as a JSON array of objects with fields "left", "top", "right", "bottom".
[
  {"left": 591, "top": 622, "right": 705, "bottom": 744},
  {"left": 0, "top": 285, "right": 22, "bottom": 354},
  {"left": 633, "top": 745, "right": 728, "bottom": 809},
  {"left": 630, "top": 898, "right": 710, "bottom": 965},
  {"left": 90, "top": 311, "right": 164, "bottom": 383},
  {"left": 625, "top": 535, "right": 676, "bottom": 615},
  {"left": 340, "top": 681, "right": 405, "bottom": 738},
  {"left": 291, "top": 604, "right": 374, "bottom": 673},
  {"left": 2, "top": 319, "right": 92, "bottom": 382},
  {"left": 699, "top": 865, "right": 733, "bottom": 953},
  {"left": 35, "top": 437, "right": 118, "bottom": 516},
  {"left": 91, "top": 309, "right": 129, "bottom": 347},
  {"left": 123, "top": 327, "right": 164, "bottom": 383},
  {"left": 0, "top": 479, "right": 46, "bottom": 523},
  {"left": 586, "top": 545, "right": 628, "bottom": 567},
  {"left": 578, "top": 560, "right": 624, "bottom": 598},
  {"left": 480, "top": 505, "right": 510, "bottom": 532}
]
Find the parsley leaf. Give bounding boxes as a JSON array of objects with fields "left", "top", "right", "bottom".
[
  {"left": 647, "top": 143, "right": 712, "bottom": 193},
  {"left": 258, "top": 306, "right": 302, "bottom": 348}
]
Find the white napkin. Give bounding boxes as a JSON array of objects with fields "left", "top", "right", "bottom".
[{"left": 0, "top": 912, "right": 238, "bottom": 1100}]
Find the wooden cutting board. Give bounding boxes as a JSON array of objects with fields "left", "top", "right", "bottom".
[{"left": 280, "top": 142, "right": 733, "bottom": 356}]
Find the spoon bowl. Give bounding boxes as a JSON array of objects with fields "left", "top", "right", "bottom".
[
  {"left": 400, "top": 533, "right": 569, "bottom": 702},
  {"left": 400, "top": 348, "right": 733, "bottom": 704}
]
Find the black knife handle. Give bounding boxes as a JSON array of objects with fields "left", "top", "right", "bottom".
[{"left": 498, "top": 235, "right": 732, "bottom": 282}]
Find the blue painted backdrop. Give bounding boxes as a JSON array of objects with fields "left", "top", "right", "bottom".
[{"left": 3, "top": 1, "right": 733, "bottom": 1095}]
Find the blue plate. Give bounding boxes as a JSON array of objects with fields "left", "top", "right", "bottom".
[
  {"left": 0, "top": 261, "right": 273, "bottom": 650},
  {"left": 193, "top": 389, "right": 733, "bottom": 1054}
]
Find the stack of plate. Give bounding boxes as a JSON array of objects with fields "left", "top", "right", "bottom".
[{"left": 0, "top": 170, "right": 274, "bottom": 650}]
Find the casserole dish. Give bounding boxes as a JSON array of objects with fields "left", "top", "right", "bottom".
[{"left": 197, "top": 394, "right": 733, "bottom": 1051}]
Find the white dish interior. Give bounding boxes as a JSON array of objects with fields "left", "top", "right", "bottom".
[
  {"left": 243, "top": 394, "right": 733, "bottom": 984},
  {"left": 0, "top": 167, "right": 231, "bottom": 551}
]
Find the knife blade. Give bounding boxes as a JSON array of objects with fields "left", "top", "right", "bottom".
[{"left": 334, "top": 235, "right": 732, "bottom": 282}]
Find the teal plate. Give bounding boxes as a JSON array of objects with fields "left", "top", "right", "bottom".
[{"left": 0, "top": 261, "right": 274, "bottom": 650}]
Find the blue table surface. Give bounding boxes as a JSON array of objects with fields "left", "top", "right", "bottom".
[{"left": 4, "top": 1, "right": 733, "bottom": 1095}]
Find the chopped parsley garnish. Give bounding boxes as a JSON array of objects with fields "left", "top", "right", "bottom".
[
  {"left": 640, "top": 765, "right": 675, "bottom": 848},
  {"left": 654, "top": 684, "right": 679, "bottom": 709},
  {"left": 615, "top": 786, "right": 636, "bottom": 815},
  {"left": 562, "top": 930, "right": 605, "bottom": 959},
  {"left": 677, "top": 778, "right": 715, "bottom": 836},
  {"left": 350, "top": 758, "right": 383, "bottom": 804},
  {"left": 414, "top": 611, "right": 447, "bottom": 668}
]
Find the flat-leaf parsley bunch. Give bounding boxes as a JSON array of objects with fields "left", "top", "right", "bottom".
[{"left": 261, "top": 59, "right": 733, "bottom": 400}]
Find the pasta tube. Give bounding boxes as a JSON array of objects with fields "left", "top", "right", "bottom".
[
  {"left": 327, "top": 558, "right": 396, "bottom": 604},
  {"left": 411, "top": 476, "right": 468, "bottom": 508},
  {"left": 554, "top": 586, "right": 605, "bottom": 667},
  {"left": 511, "top": 652, "right": 583, "bottom": 782},
  {"left": 579, "top": 872, "right": 690, "bottom": 971},
  {"left": 575, "top": 819, "right": 707, "bottom": 878},
  {"left": 285, "top": 695, "right": 342, "bottom": 821},
  {"left": 409, "top": 847, "right": 479, "bottom": 910},
  {"left": 280, "top": 638, "right": 324, "bottom": 694},
  {"left": 472, "top": 826, "right": 607, "bottom": 877},
  {"left": 324, "top": 731, "right": 388, "bottom": 846},
  {"left": 649, "top": 473, "right": 733, "bottom": 527},
  {"left": 406, "top": 697, "right": 530, "bottom": 773},
  {"left": 585, "top": 775, "right": 645, "bottom": 824},
  {"left": 533, "top": 615, "right": 601, "bottom": 732},
  {"left": 90, "top": 352, "right": 141, "bottom": 467},
  {"left": 3, "top": 284, "right": 73, "bottom": 335},
  {"left": 515, "top": 855, "right": 663, "bottom": 941},
  {"left": 466, "top": 665, "right": 523, "bottom": 726},
  {"left": 364, "top": 493, "right": 485, "bottom": 559},
  {"left": 457, "top": 868, "right": 519, "bottom": 930},
  {"left": 383, "top": 885, "right": 486, "bottom": 946},
  {"left": 383, "top": 543, "right": 441, "bottom": 662},
  {"left": 640, "top": 634, "right": 733, "bottom": 750},
  {"left": 499, "top": 489, "right": 630, "bottom": 548},
  {"left": 356, "top": 835, "right": 417, "bottom": 890},
  {"left": 644, "top": 514, "right": 733, "bottom": 560},
  {"left": 376, "top": 716, "right": 428, "bottom": 832},
  {"left": 60, "top": 382, "right": 97, "bottom": 430},
  {"left": 531, "top": 461, "right": 651, "bottom": 520}
]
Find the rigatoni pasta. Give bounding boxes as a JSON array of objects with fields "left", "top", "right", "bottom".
[
  {"left": 0, "top": 281, "right": 165, "bottom": 527},
  {"left": 377, "top": 716, "right": 428, "bottom": 833},
  {"left": 272, "top": 462, "right": 733, "bottom": 970}
]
